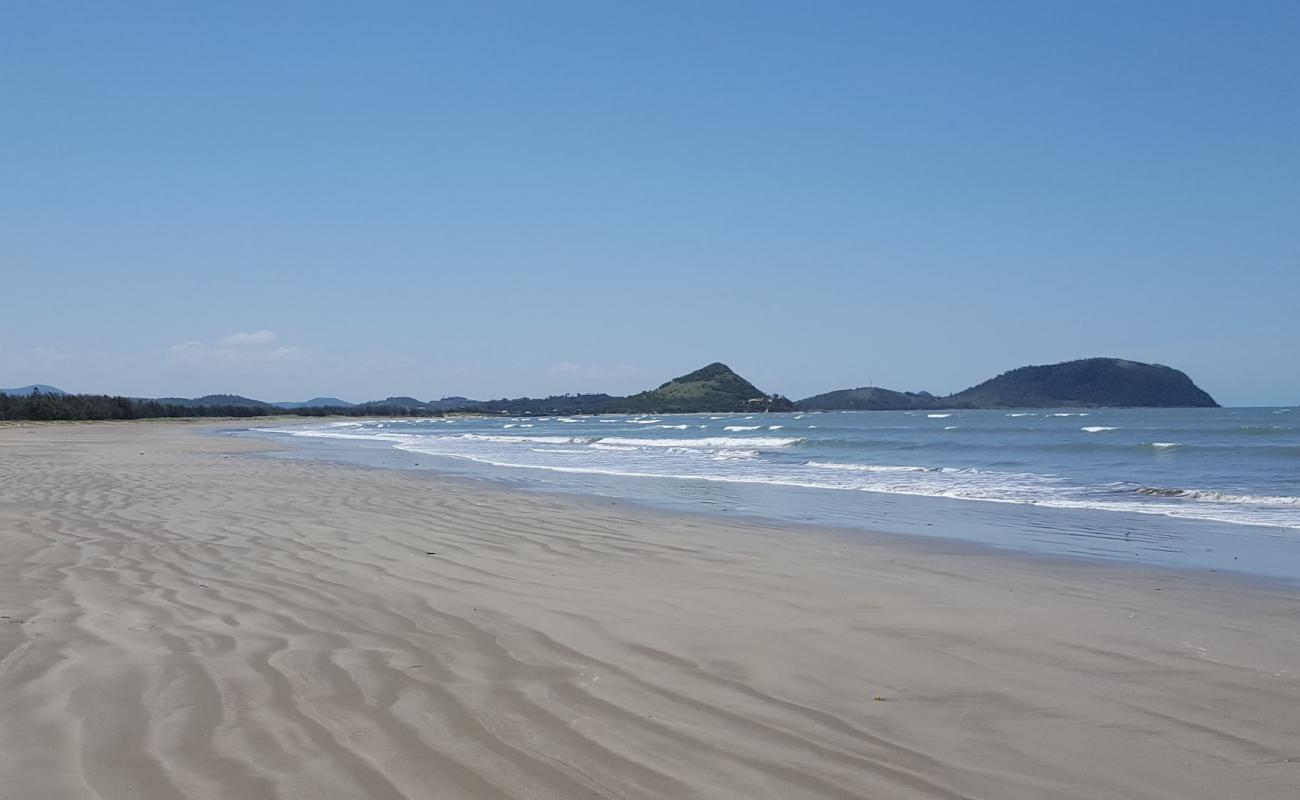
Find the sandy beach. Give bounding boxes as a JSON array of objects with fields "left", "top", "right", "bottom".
[{"left": 1, "top": 423, "right": 1297, "bottom": 800}]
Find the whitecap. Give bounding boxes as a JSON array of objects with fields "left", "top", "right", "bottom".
[
  {"left": 710, "top": 449, "right": 760, "bottom": 461},
  {"left": 459, "top": 433, "right": 589, "bottom": 445},
  {"left": 1081, "top": 426, "right": 1117, "bottom": 433},
  {"left": 807, "top": 461, "right": 932, "bottom": 473},
  {"left": 724, "top": 425, "right": 762, "bottom": 432},
  {"left": 927, "top": 413, "right": 952, "bottom": 418},
  {"left": 597, "top": 436, "right": 802, "bottom": 449},
  {"left": 1134, "top": 487, "right": 1300, "bottom": 506}
]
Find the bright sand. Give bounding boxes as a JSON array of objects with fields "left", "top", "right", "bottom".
[{"left": 1, "top": 423, "right": 1297, "bottom": 799}]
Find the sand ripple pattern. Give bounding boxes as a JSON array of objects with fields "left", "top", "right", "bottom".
[{"left": 0, "top": 424, "right": 1297, "bottom": 799}]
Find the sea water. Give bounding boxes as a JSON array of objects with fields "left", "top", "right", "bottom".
[{"left": 251, "top": 407, "right": 1300, "bottom": 580}]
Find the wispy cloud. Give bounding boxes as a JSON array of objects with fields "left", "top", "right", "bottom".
[
  {"left": 166, "top": 331, "right": 303, "bottom": 366},
  {"left": 218, "top": 330, "right": 279, "bottom": 347}
]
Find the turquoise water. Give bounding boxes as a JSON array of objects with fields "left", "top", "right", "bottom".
[{"left": 252, "top": 407, "right": 1300, "bottom": 579}]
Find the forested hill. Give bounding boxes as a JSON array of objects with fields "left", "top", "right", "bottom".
[
  {"left": 797, "top": 387, "right": 940, "bottom": 412},
  {"left": 945, "top": 358, "right": 1218, "bottom": 408},
  {"left": 460, "top": 363, "right": 794, "bottom": 415},
  {"left": 609, "top": 363, "right": 796, "bottom": 413},
  {"left": 798, "top": 358, "right": 1218, "bottom": 410}
]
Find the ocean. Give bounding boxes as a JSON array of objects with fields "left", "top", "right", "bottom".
[{"left": 251, "top": 406, "right": 1300, "bottom": 580}]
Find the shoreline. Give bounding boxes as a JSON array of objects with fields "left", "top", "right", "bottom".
[
  {"left": 236, "top": 418, "right": 1300, "bottom": 587},
  {"left": 2, "top": 422, "right": 1298, "bottom": 799}
]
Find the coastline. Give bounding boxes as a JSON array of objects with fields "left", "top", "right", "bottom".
[
  {"left": 239, "top": 417, "right": 1300, "bottom": 584},
  {"left": 2, "top": 422, "right": 1298, "bottom": 799}
]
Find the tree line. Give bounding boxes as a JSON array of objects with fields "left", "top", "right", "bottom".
[{"left": 0, "top": 391, "right": 445, "bottom": 421}]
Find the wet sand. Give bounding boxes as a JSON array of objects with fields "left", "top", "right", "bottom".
[{"left": 1, "top": 423, "right": 1297, "bottom": 799}]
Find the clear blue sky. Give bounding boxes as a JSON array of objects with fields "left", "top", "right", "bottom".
[{"left": 2, "top": 1, "right": 1296, "bottom": 405}]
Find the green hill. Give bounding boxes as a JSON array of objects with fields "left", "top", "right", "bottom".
[
  {"left": 0, "top": 384, "right": 67, "bottom": 396},
  {"left": 798, "top": 387, "right": 939, "bottom": 411},
  {"left": 611, "top": 363, "right": 795, "bottom": 413},
  {"left": 273, "top": 397, "right": 355, "bottom": 409},
  {"left": 798, "top": 358, "right": 1218, "bottom": 410},
  {"left": 946, "top": 358, "right": 1218, "bottom": 408},
  {"left": 153, "top": 394, "right": 275, "bottom": 408}
]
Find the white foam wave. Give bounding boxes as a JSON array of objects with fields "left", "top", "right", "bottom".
[
  {"left": 1135, "top": 487, "right": 1300, "bottom": 506},
  {"left": 807, "top": 461, "right": 933, "bottom": 473},
  {"left": 1082, "top": 426, "right": 1117, "bottom": 433},
  {"left": 597, "top": 436, "right": 802, "bottom": 449},
  {"left": 460, "top": 434, "right": 587, "bottom": 445},
  {"left": 724, "top": 425, "right": 761, "bottom": 431},
  {"left": 927, "top": 413, "right": 952, "bottom": 418},
  {"left": 710, "top": 449, "right": 760, "bottom": 460}
]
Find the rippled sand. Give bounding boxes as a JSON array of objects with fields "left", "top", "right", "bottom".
[{"left": 1, "top": 423, "right": 1297, "bottom": 799}]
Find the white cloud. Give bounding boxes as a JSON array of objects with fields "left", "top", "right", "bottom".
[
  {"left": 166, "top": 331, "right": 303, "bottom": 367},
  {"left": 218, "top": 330, "right": 278, "bottom": 347},
  {"left": 548, "top": 361, "right": 585, "bottom": 376},
  {"left": 166, "top": 341, "right": 207, "bottom": 364}
]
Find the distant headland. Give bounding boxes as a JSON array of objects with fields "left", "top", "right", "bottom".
[
  {"left": 0, "top": 357, "right": 1218, "bottom": 421},
  {"left": 799, "top": 358, "right": 1218, "bottom": 411}
]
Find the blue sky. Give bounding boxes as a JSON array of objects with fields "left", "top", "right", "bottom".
[{"left": 2, "top": 1, "right": 1296, "bottom": 405}]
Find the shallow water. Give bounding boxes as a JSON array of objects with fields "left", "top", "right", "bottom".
[{"left": 248, "top": 407, "right": 1300, "bottom": 580}]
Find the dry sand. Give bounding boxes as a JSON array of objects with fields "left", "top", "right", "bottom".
[{"left": 0, "top": 423, "right": 1297, "bottom": 799}]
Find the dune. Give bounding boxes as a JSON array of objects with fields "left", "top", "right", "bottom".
[{"left": 0, "top": 423, "right": 1296, "bottom": 799}]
